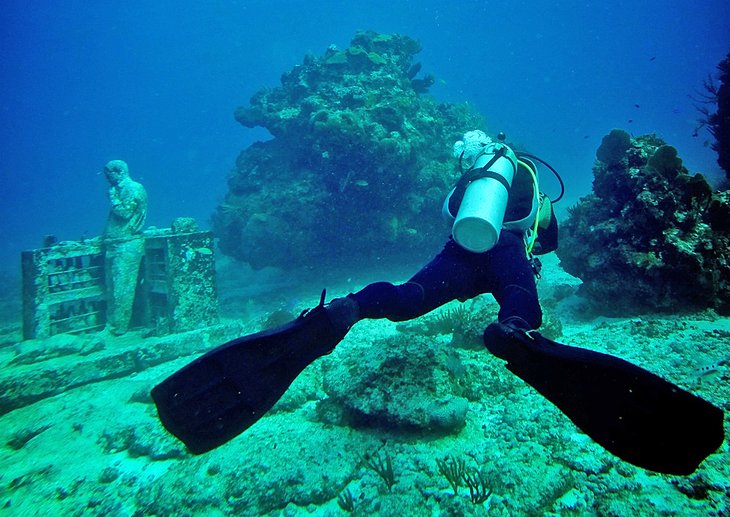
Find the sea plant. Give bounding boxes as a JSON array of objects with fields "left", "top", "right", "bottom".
[
  {"left": 694, "top": 50, "right": 730, "bottom": 179},
  {"left": 463, "top": 467, "right": 493, "bottom": 504},
  {"left": 406, "top": 302, "right": 479, "bottom": 337},
  {"left": 337, "top": 488, "right": 355, "bottom": 512},
  {"left": 436, "top": 454, "right": 466, "bottom": 495},
  {"left": 430, "top": 304, "right": 473, "bottom": 334},
  {"left": 362, "top": 450, "right": 395, "bottom": 491}
]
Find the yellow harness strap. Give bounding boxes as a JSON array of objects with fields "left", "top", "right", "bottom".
[{"left": 518, "top": 158, "right": 540, "bottom": 255}]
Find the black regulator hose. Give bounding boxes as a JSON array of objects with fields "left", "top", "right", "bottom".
[{"left": 516, "top": 152, "right": 565, "bottom": 203}]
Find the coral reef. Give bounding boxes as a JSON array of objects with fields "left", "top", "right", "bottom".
[
  {"left": 0, "top": 324, "right": 240, "bottom": 416},
  {"left": 698, "top": 50, "right": 730, "bottom": 180},
  {"left": 557, "top": 131, "right": 730, "bottom": 314},
  {"left": 214, "top": 31, "right": 482, "bottom": 269},
  {"left": 595, "top": 128, "right": 631, "bottom": 166},
  {"left": 319, "top": 331, "right": 470, "bottom": 434},
  {"left": 2, "top": 268, "right": 729, "bottom": 515}
]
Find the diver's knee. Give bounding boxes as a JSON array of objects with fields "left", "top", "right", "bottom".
[{"left": 500, "top": 284, "right": 542, "bottom": 329}]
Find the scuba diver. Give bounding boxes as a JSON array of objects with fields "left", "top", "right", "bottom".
[
  {"left": 323, "top": 130, "right": 553, "bottom": 336},
  {"left": 151, "top": 131, "right": 724, "bottom": 476}
]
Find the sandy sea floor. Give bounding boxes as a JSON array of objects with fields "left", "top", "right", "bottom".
[{"left": 0, "top": 255, "right": 728, "bottom": 516}]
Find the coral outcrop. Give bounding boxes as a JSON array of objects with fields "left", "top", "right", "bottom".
[
  {"left": 557, "top": 130, "right": 730, "bottom": 314},
  {"left": 706, "top": 51, "right": 730, "bottom": 180},
  {"left": 319, "top": 332, "right": 470, "bottom": 434},
  {"left": 214, "top": 31, "right": 482, "bottom": 269},
  {"left": 595, "top": 128, "right": 631, "bottom": 166}
]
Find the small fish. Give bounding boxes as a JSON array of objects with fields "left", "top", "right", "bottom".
[
  {"left": 194, "top": 247, "right": 213, "bottom": 255},
  {"left": 628, "top": 119, "right": 633, "bottom": 123},
  {"left": 649, "top": 56, "right": 656, "bottom": 61},
  {"left": 694, "top": 356, "right": 729, "bottom": 385},
  {"left": 353, "top": 179, "right": 369, "bottom": 187},
  {"left": 634, "top": 104, "right": 640, "bottom": 108},
  {"left": 697, "top": 363, "right": 720, "bottom": 375},
  {"left": 697, "top": 369, "right": 721, "bottom": 385}
]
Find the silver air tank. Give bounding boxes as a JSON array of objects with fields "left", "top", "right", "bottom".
[{"left": 452, "top": 142, "right": 518, "bottom": 252}]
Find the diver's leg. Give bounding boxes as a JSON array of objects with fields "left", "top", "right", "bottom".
[
  {"left": 346, "top": 281, "right": 425, "bottom": 321},
  {"left": 348, "top": 239, "right": 482, "bottom": 322},
  {"left": 486, "top": 232, "right": 542, "bottom": 329}
]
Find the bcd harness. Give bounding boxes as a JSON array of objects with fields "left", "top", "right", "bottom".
[{"left": 447, "top": 147, "right": 563, "bottom": 277}]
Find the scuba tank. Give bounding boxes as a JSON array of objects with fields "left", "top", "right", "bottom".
[{"left": 449, "top": 142, "right": 518, "bottom": 252}]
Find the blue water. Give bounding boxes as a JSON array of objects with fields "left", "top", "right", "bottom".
[{"left": 1, "top": 0, "right": 729, "bottom": 274}]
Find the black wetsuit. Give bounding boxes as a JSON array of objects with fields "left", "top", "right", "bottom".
[
  {"left": 349, "top": 230, "right": 541, "bottom": 328},
  {"left": 348, "top": 155, "right": 542, "bottom": 329}
]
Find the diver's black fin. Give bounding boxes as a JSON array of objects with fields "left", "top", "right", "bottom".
[
  {"left": 484, "top": 322, "right": 724, "bottom": 475},
  {"left": 151, "top": 293, "right": 349, "bottom": 454}
]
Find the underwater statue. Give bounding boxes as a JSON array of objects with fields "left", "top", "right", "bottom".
[
  {"left": 103, "top": 159, "right": 147, "bottom": 238},
  {"left": 102, "top": 159, "right": 148, "bottom": 335}
]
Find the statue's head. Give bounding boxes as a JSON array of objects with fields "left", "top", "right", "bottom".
[{"left": 103, "top": 160, "right": 129, "bottom": 185}]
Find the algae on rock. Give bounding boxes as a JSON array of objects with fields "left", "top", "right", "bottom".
[
  {"left": 558, "top": 131, "right": 730, "bottom": 314},
  {"left": 319, "top": 332, "right": 470, "bottom": 434},
  {"left": 215, "top": 31, "right": 483, "bottom": 270}
]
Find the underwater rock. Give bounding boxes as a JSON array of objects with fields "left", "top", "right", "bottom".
[
  {"left": 99, "top": 422, "right": 185, "bottom": 460},
  {"left": 133, "top": 415, "right": 369, "bottom": 516},
  {"left": 0, "top": 324, "right": 242, "bottom": 416},
  {"left": 6, "top": 423, "right": 53, "bottom": 450},
  {"left": 8, "top": 333, "right": 102, "bottom": 366},
  {"left": 558, "top": 131, "right": 730, "bottom": 314},
  {"left": 647, "top": 144, "right": 683, "bottom": 180},
  {"left": 321, "top": 333, "right": 469, "bottom": 433},
  {"left": 595, "top": 128, "right": 631, "bottom": 166},
  {"left": 216, "top": 30, "right": 482, "bottom": 269}
]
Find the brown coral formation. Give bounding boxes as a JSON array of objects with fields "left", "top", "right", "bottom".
[
  {"left": 213, "top": 31, "right": 482, "bottom": 270},
  {"left": 557, "top": 130, "right": 730, "bottom": 314},
  {"left": 701, "top": 50, "right": 730, "bottom": 180}
]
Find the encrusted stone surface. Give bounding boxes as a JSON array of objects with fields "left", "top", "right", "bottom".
[
  {"left": 0, "top": 323, "right": 243, "bottom": 416},
  {"left": 214, "top": 31, "right": 482, "bottom": 269},
  {"left": 557, "top": 131, "right": 730, "bottom": 314}
]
